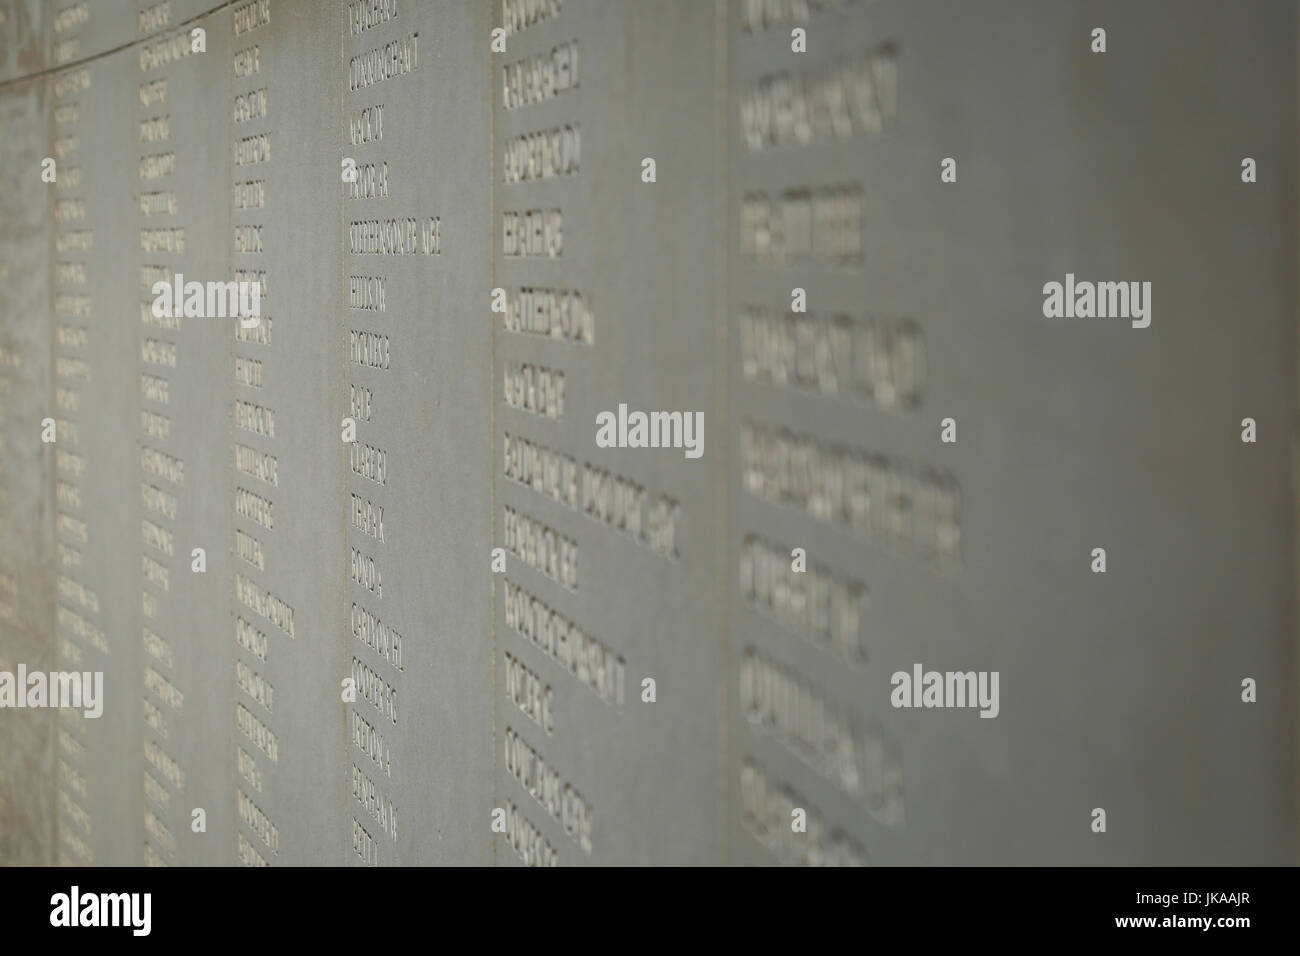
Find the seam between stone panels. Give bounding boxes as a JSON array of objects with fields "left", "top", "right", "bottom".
[
  {"left": 712, "top": 0, "right": 729, "bottom": 866},
  {"left": 45, "top": 71, "right": 59, "bottom": 867},
  {"left": 223, "top": 0, "right": 238, "bottom": 866},
  {"left": 0, "top": 1, "right": 236, "bottom": 92},
  {"left": 489, "top": 0, "right": 499, "bottom": 868},
  {"left": 338, "top": 0, "right": 350, "bottom": 868}
]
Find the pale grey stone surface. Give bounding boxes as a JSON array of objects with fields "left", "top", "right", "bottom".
[
  {"left": 340, "top": 0, "right": 495, "bottom": 867},
  {"left": 50, "top": 44, "right": 141, "bottom": 867},
  {"left": 725, "top": 0, "right": 1298, "bottom": 866},
  {"left": 130, "top": 9, "right": 234, "bottom": 866},
  {"left": 0, "top": 1, "right": 49, "bottom": 84},
  {"left": 0, "top": 0, "right": 1295, "bottom": 866},
  {"left": 222, "top": 0, "right": 349, "bottom": 870},
  {"left": 491, "top": 0, "right": 727, "bottom": 866}
]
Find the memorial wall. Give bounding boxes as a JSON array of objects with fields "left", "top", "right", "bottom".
[{"left": 0, "top": 0, "right": 1297, "bottom": 866}]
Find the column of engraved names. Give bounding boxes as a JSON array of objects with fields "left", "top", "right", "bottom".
[
  {"left": 0, "top": 72, "right": 57, "bottom": 866},
  {"left": 342, "top": 1, "right": 421, "bottom": 865},
  {"left": 0, "top": 212, "right": 28, "bottom": 837},
  {"left": 229, "top": 0, "right": 280, "bottom": 868},
  {"left": 50, "top": 54, "right": 98, "bottom": 867},
  {"left": 52, "top": 2, "right": 88, "bottom": 69},
  {"left": 730, "top": 3, "right": 935, "bottom": 863},
  {"left": 496, "top": 1, "right": 667, "bottom": 865},
  {"left": 136, "top": 22, "right": 198, "bottom": 867}
]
